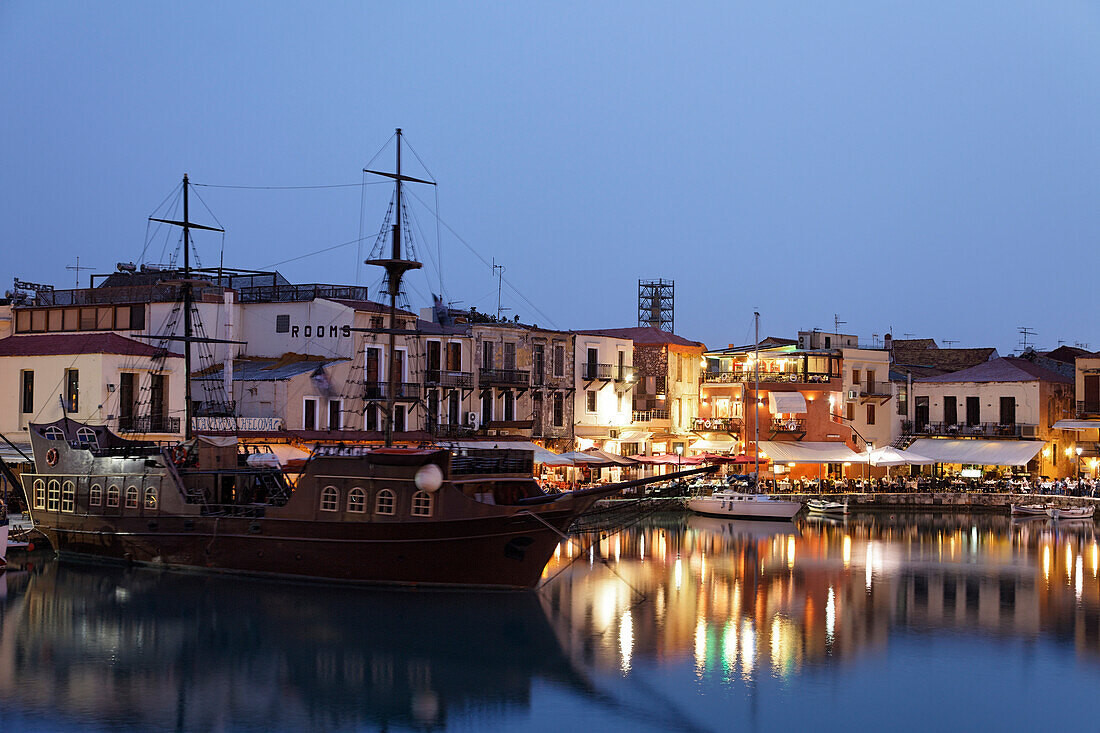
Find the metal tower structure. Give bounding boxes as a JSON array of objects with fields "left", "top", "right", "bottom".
[{"left": 638, "top": 278, "right": 674, "bottom": 332}]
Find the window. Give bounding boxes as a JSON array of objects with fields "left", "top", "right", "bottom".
[
  {"left": 348, "top": 487, "right": 366, "bottom": 513},
  {"left": 481, "top": 391, "right": 493, "bottom": 426},
  {"left": 846, "top": 403, "right": 855, "bottom": 422},
  {"left": 320, "top": 486, "right": 339, "bottom": 512},
  {"left": 586, "top": 390, "right": 597, "bottom": 413},
  {"left": 21, "top": 370, "right": 33, "bottom": 413},
  {"left": 553, "top": 344, "right": 565, "bottom": 377},
  {"left": 304, "top": 398, "right": 317, "bottom": 431},
  {"left": 107, "top": 485, "right": 120, "bottom": 507},
  {"left": 119, "top": 372, "right": 136, "bottom": 430},
  {"left": 275, "top": 314, "right": 290, "bottom": 333},
  {"left": 129, "top": 306, "right": 146, "bottom": 330},
  {"left": 504, "top": 342, "right": 516, "bottom": 370},
  {"left": 47, "top": 309, "right": 62, "bottom": 331},
  {"left": 150, "top": 373, "right": 168, "bottom": 429},
  {"left": 866, "top": 403, "right": 876, "bottom": 425},
  {"left": 61, "top": 481, "right": 75, "bottom": 513},
  {"left": 63, "top": 309, "right": 78, "bottom": 330},
  {"left": 482, "top": 341, "right": 495, "bottom": 371},
  {"left": 125, "top": 486, "right": 139, "bottom": 509},
  {"left": 33, "top": 479, "right": 45, "bottom": 510},
  {"left": 393, "top": 404, "right": 406, "bottom": 432},
  {"left": 553, "top": 393, "right": 564, "bottom": 427},
  {"left": 328, "top": 399, "right": 342, "bottom": 430},
  {"left": 503, "top": 391, "right": 515, "bottom": 421},
  {"left": 375, "top": 488, "right": 396, "bottom": 515},
  {"left": 115, "top": 306, "right": 130, "bottom": 330},
  {"left": 411, "top": 490, "right": 433, "bottom": 517},
  {"left": 144, "top": 487, "right": 158, "bottom": 509},
  {"left": 80, "top": 307, "right": 95, "bottom": 330},
  {"left": 90, "top": 484, "right": 102, "bottom": 507},
  {"left": 852, "top": 369, "right": 860, "bottom": 385},
  {"left": 43, "top": 425, "right": 65, "bottom": 440},
  {"left": 866, "top": 370, "right": 875, "bottom": 391},
  {"left": 76, "top": 427, "right": 98, "bottom": 448},
  {"left": 47, "top": 480, "right": 60, "bottom": 511},
  {"left": 370, "top": 316, "right": 384, "bottom": 330},
  {"left": 65, "top": 369, "right": 79, "bottom": 413},
  {"left": 446, "top": 342, "right": 462, "bottom": 371},
  {"left": 533, "top": 344, "right": 545, "bottom": 384}
]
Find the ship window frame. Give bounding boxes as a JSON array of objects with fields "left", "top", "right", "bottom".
[
  {"left": 411, "top": 490, "right": 433, "bottom": 517},
  {"left": 144, "top": 487, "right": 158, "bottom": 510},
  {"left": 107, "top": 484, "right": 120, "bottom": 507},
  {"left": 89, "top": 483, "right": 102, "bottom": 507},
  {"left": 33, "top": 479, "right": 46, "bottom": 510},
  {"left": 47, "top": 480, "right": 60, "bottom": 512},
  {"left": 61, "top": 480, "right": 75, "bottom": 513},
  {"left": 43, "top": 426, "right": 65, "bottom": 440},
  {"left": 125, "top": 485, "right": 139, "bottom": 509},
  {"left": 320, "top": 485, "right": 339, "bottom": 512},
  {"left": 76, "top": 427, "right": 99, "bottom": 448},
  {"left": 347, "top": 487, "right": 366, "bottom": 513},
  {"left": 375, "top": 488, "right": 396, "bottom": 516}
]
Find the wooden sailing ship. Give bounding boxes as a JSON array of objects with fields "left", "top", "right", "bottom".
[{"left": 6, "top": 131, "right": 714, "bottom": 588}]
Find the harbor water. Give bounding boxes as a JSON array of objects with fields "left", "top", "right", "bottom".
[{"left": 1, "top": 510, "right": 1098, "bottom": 732}]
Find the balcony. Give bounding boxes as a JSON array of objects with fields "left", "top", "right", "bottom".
[
  {"left": 703, "top": 370, "right": 836, "bottom": 385},
  {"left": 633, "top": 409, "right": 670, "bottom": 423},
  {"left": 907, "top": 422, "right": 1035, "bottom": 439},
  {"left": 363, "top": 382, "right": 421, "bottom": 401},
  {"left": 123, "top": 415, "right": 181, "bottom": 433},
  {"left": 860, "top": 381, "right": 892, "bottom": 399},
  {"left": 693, "top": 417, "right": 742, "bottom": 433},
  {"left": 425, "top": 369, "right": 473, "bottom": 389},
  {"left": 771, "top": 417, "right": 807, "bottom": 433},
  {"left": 616, "top": 365, "right": 635, "bottom": 383},
  {"left": 479, "top": 369, "right": 530, "bottom": 388},
  {"left": 429, "top": 423, "right": 476, "bottom": 439},
  {"left": 1078, "top": 401, "right": 1100, "bottom": 416},
  {"left": 582, "top": 363, "right": 615, "bottom": 381}
]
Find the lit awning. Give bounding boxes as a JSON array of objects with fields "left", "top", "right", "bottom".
[
  {"left": 689, "top": 438, "right": 737, "bottom": 453},
  {"left": 907, "top": 439, "right": 1044, "bottom": 466},
  {"left": 768, "top": 392, "right": 807, "bottom": 414},
  {"left": 442, "top": 440, "right": 567, "bottom": 465},
  {"left": 1053, "top": 420, "right": 1100, "bottom": 431},
  {"left": 757, "top": 440, "right": 862, "bottom": 463},
  {"left": 861, "top": 445, "right": 935, "bottom": 466},
  {"left": 617, "top": 430, "right": 652, "bottom": 443}
]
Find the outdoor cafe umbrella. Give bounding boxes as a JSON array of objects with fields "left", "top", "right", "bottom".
[{"left": 863, "top": 445, "right": 935, "bottom": 466}]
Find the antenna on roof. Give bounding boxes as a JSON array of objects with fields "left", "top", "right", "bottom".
[
  {"left": 942, "top": 340, "right": 958, "bottom": 346},
  {"left": 66, "top": 256, "right": 93, "bottom": 288},
  {"left": 1018, "top": 326, "right": 1036, "bottom": 353},
  {"left": 833, "top": 314, "right": 846, "bottom": 334}
]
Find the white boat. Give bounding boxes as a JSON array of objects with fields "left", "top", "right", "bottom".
[
  {"left": 687, "top": 490, "right": 803, "bottom": 521},
  {"left": 806, "top": 499, "right": 849, "bottom": 515},
  {"left": 1010, "top": 503, "right": 1050, "bottom": 517},
  {"left": 1046, "top": 505, "right": 1095, "bottom": 521}
]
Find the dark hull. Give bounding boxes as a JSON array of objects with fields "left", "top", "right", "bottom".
[{"left": 36, "top": 508, "right": 580, "bottom": 589}]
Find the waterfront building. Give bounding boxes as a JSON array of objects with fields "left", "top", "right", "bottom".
[
  {"left": 571, "top": 331, "right": 637, "bottom": 454},
  {"left": 905, "top": 357, "right": 1075, "bottom": 477},
  {"left": 0, "top": 332, "right": 185, "bottom": 442},
  {"left": 583, "top": 327, "right": 704, "bottom": 456}
]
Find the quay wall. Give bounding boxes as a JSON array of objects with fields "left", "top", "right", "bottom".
[{"left": 592, "top": 494, "right": 1100, "bottom": 512}]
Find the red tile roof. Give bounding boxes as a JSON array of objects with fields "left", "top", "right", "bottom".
[
  {"left": 579, "top": 326, "right": 706, "bottom": 348},
  {"left": 916, "top": 357, "right": 1071, "bottom": 384},
  {"left": 0, "top": 333, "right": 182, "bottom": 358}
]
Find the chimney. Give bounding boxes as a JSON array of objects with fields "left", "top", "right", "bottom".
[{"left": 884, "top": 333, "right": 893, "bottom": 351}]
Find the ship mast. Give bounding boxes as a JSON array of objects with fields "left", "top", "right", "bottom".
[
  {"left": 753, "top": 311, "right": 760, "bottom": 487},
  {"left": 363, "top": 129, "right": 434, "bottom": 446}
]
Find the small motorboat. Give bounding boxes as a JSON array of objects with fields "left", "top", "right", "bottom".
[
  {"left": 1010, "top": 503, "right": 1051, "bottom": 517},
  {"left": 1047, "top": 505, "right": 1096, "bottom": 521},
  {"left": 687, "top": 490, "right": 803, "bottom": 521},
  {"left": 807, "top": 499, "right": 849, "bottom": 515}
]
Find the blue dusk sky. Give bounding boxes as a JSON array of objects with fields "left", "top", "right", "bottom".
[{"left": 1, "top": 1, "right": 1097, "bottom": 353}]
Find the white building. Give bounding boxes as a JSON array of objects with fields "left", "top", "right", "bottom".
[{"left": 572, "top": 332, "right": 635, "bottom": 451}]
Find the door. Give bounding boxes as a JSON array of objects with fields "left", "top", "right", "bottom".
[
  {"left": 448, "top": 391, "right": 460, "bottom": 425},
  {"left": 944, "top": 396, "right": 957, "bottom": 426},
  {"left": 365, "top": 348, "right": 381, "bottom": 398},
  {"left": 533, "top": 345, "right": 545, "bottom": 386},
  {"left": 586, "top": 347, "right": 598, "bottom": 379},
  {"left": 447, "top": 342, "right": 462, "bottom": 371},
  {"left": 915, "top": 396, "right": 929, "bottom": 431},
  {"left": 1086, "top": 375, "right": 1100, "bottom": 412},
  {"left": 426, "top": 341, "right": 441, "bottom": 381},
  {"left": 966, "top": 396, "right": 980, "bottom": 426},
  {"left": 999, "top": 396, "right": 1016, "bottom": 426},
  {"left": 118, "top": 372, "right": 135, "bottom": 430}
]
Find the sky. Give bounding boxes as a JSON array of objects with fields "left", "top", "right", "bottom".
[{"left": 1, "top": 1, "right": 1098, "bottom": 354}]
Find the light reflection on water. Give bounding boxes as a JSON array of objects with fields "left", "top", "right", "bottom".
[{"left": 2, "top": 512, "right": 1100, "bottom": 732}]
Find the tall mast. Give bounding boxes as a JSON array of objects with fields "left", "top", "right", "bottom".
[
  {"left": 182, "top": 174, "right": 194, "bottom": 439},
  {"left": 363, "top": 128, "right": 434, "bottom": 447},
  {"left": 754, "top": 311, "right": 760, "bottom": 486}
]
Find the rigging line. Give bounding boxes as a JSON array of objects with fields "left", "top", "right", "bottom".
[
  {"left": 435, "top": 186, "right": 444, "bottom": 299},
  {"left": 259, "top": 234, "right": 375, "bottom": 269},
  {"left": 140, "top": 187, "right": 183, "bottom": 263},
  {"left": 399, "top": 135, "right": 438, "bottom": 182},
  {"left": 403, "top": 187, "right": 559, "bottom": 327},
  {"left": 188, "top": 184, "right": 226, "bottom": 230},
  {"left": 363, "top": 130, "right": 396, "bottom": 172},
  {"left": 357, "top": 169, "right": 368, "bottom": 286},
  {"left": 405, "top": 196, "right": 442, "bottom": 288},
  {"left": 191, "top": 181, "right": 389, "bottom": 190}
]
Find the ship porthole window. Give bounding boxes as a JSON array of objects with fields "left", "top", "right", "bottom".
[
  {"left": 348, "top": 487, "right": 366, "bottom": 513},
  {"left": 144, "top": 487, "right": 158, "bottom": 510},
  {"left": 61, "top": 481, "right": 75, "bottom": 513},
  {"left": 125, "top": 485, "right": 139, "bottom": 509},
  {"left": 411, "top": 490, "right": 433, "bottom": 517},
  {"left": 43, "top": 426, "right": 65, "bottom": 441},
  {"left": 47, "top": 480, "right": 60, "bottom": 511},
  {"left": 33, "top": 479, "right": 46, "bottom": 510},
  {"left": 375, "top": 489, "right": 396, "bottom": 516},
  {"left": 76, "top": 427, "right": 98, "bottom": 448},
  {"left": 320, "top": 486, "right": 339, "bottom": 512},
  {"left": 107, "top": 485, "right": 120, "bottom": 507},
  {"left": 90, "top": 483, "right": 102, "bottom": 507}
]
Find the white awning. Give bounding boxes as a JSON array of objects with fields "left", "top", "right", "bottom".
[
  {"left": 442, "top": 440, "right": 566, "bottom": 465},
  {"left": 908, "top": 439, "right": 1044, "bottom": 466},
  {"left": 758, "top": 440, "right": 863, "bottom": 463},
  {"left": 1053, "top": 420, "right": 1100, "bottom": 431},
  {"left": 617, "top": 430, "right": 652, "bottom": 443},
  {"left": 689, "top": 438, "right": 738, "bottom": 453},
  {"left": 862, "top": 445, "right": 936, "bottom": 466},
  {"left": 768, "top": 392, "right": 807, "bottom": 414}
]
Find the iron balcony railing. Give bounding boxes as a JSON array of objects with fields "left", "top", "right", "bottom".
[
  {"left": 633, "top": 409, "right": 670, "bottom": 423},
  {"left": 860, "top": 381, "right": 893, "bottom": 397},
  {"left": 693, "top": 417, "right": 742, "bottom": 433},
  {"left": 616, "top": 365, "right": 635, "bottom": 383},
  {"left": 364, "top": 382, "right": 421, "bottom": 400},
  {"left": 703, "top": 370, "right": 836, "bottom": 385},
  {"left": 582, "top": 363, "right": 615, "bottom": 380},
  {"left": 1078, "top": 401, "right": 1100, "bottom": 416},
  {"left": 771, "top": 417, "right": 807, "bottom": 432},
  {"left": 123, "top": 415, "right": 182, "bottom": 433},
  {"left": 907, "top": 421, "right": 1032, "bottom": 438},
  {"left": 428, "top": 423, "right": 476, "bottom": 439},
  {"left": 424, "top": 369, "right": 473, "bottom": 388},
  {"left": 450, "top": 448, "right": 534, "bottom": 476},
  {"left": 479, "top": 369, "right": 530, "bottom": 388}
]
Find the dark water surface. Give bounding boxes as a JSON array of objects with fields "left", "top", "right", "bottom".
[{"left": 1, "top": 511, "right": 1098, "bottom": 732}]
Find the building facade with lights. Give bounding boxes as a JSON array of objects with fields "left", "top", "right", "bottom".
[{"left": 571, "top": 331, "right": 637, "bottom": 453}]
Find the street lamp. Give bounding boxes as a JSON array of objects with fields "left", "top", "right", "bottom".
[
  {"left": 675, "top": 444, "right": 683, "bottom": 471},
  {"left": 1076, "top": 446, "right": 1083, "bottom": 481}
]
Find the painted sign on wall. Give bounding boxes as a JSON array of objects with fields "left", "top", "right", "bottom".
[{"left": 192, "top": 416, "right": 284, "bottom": 432}]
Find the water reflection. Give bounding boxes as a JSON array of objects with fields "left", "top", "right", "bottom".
[{"left": 543, "top": 512, "right": 1100, "bottom": 682}]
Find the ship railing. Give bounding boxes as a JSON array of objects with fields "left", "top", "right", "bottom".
[{"left": 450, "top": 448, "right": 534, "bottom": 475}]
